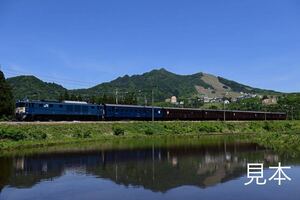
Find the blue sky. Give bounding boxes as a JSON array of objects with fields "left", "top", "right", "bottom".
[{"left": 0, "top": 0, "right": 299, "bottom": 92}]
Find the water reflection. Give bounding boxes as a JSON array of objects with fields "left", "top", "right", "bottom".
[{"left": 0, "top": 141, "right": 286, "bottom": 194}]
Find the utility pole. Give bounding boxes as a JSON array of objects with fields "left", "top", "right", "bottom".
[
  {"left": 144, "top": 94, "right": 147, "bottom": 106},
  {"left": 223, "top": 100, "right": 226, "bottom": 121},
  {"left": 115, "top": 89, "right": 118, "bottom": 104},
  {"left": 223, "top": 92, "right": 228, "bottom": 121},
  {"left": 152, "top": 89, "right": 154, "bottom": 122},
  {"left": 265, "top": 112, "right": 267, "bottom": 121},
  {"left": 137, "top": 90, "right": 141, "bottom": 105},
  {"left": 291, "top": 106, "right": 294, "bottom": 120}
]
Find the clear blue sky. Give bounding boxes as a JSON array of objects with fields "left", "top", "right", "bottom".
[{"left": 0, "top": 0, "right": 299, "bottom": 92}]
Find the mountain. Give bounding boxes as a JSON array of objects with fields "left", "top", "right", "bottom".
[
  {"left": 7, "top": 75, "right": 67, "bottom": 100},
  {"left": 72, "top": 68, "right": 212, "bottom": 101},
  {"left": 72, "top": 68, "right": 279, "bottom": 101},
  {"left": 6, "top": 68, "right": 280, "bottom": 101}
]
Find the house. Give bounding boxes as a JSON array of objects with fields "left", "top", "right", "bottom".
[
  {"left": 262, "top": 97, "right": 277, "bottom": 105},
  {"left": 170, "top": 96, "right": 177, "bottom": 104}
]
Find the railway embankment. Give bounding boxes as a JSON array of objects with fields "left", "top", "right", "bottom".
[{"left": 0, "top": 121, "right": 300, "bottom": 153}]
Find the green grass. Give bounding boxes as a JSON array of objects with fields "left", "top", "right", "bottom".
[{"left": 0, "top": 121, "right": 300, "bottom": 153}]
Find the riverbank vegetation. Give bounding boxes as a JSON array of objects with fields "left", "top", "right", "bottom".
[{"left": 0, "top": 121, "right": 300, "bottom": 152}]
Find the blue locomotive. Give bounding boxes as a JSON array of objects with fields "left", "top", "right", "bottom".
[
  {"left": 15, "top": 100, "right": 104, "bottom": 121},
  {"left": 15, "top": 100, "right": 286, "bottom": 121}
]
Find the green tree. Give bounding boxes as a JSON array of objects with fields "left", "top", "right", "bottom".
[
  {"left": 228, "top": 97, "right": 262, "bottom": 111},
  {"left": 89, "top": 96, "right": 96, "bottom": 104},
  {"left": 123, "top": 92, "right": 137, "bottom": 105},
  {"left": 63, "top": 90, "right": 69, "bottom": 100},
  {"left": 58, "top": 93, "right": 64, "bottom": 102},
  {"left": 70, "top": 94, "right": 77, "bottom": 101},
  {"left": 276, "top": 94, "right": 300, "bottom": 120},
  {"left": 0, "top": 71, "right": 15, "bottom": 118},
  {"left": 77, "top": 94, "right": 83, "bottom": 101}
]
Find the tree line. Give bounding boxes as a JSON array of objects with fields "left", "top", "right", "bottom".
[
  {"left": 0, "top": 71, "right": 14, "bottom": 120},
  {"left": 58, "top": 90, "right": 138, "bottom": 105},
  {"left": 227, "top": 96, "right": 300, "bottom": 120}
]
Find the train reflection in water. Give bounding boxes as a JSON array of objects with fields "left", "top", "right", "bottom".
[{"left": 0, "top": 142, "right": 282, "bottom": 193}]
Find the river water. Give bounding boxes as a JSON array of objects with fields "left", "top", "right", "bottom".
[{"left": 0, "top": 136, "right": 299, "bottom": 200}]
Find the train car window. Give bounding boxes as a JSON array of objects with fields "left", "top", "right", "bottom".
[
  {"left": 39, "top": 104, "right": 43, "bottom": 107},
  {"left": 59, "top": 105, "right": 63, "bottom": 108},
  {"left": 91, "top": 106, "right": 95, "bottom": 109},
  {"left": 49, "top": 104, "right": 53, "bottom": 108}
]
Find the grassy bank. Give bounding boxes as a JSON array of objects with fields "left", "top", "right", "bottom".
[{"left": 0, "top": 121, "right": 300, "bottom": 152}]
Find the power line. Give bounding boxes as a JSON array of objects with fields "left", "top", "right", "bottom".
[
  {"left": 4, "top": 70, "right": 154, "bottom": 97},
  {"left": 4, "top": 71, "right": 94, "bottom": 88},
  {"left": 1, "top": 65, "right": 160, "bottom": 105},
  {"left": 1, "top": 66, "right": 160, "bottom": 94},
  {"left": 1, "top": 67, "right": 100, "bottom": 87}
]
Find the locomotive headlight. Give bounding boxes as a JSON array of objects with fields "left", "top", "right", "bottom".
[{"left": 16, "top": 107, "right": 26, "bottom": 113}]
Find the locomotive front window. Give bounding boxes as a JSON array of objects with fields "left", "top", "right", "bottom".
[{"left": 16, "top": 102, "right": 25, "bottom": 107}]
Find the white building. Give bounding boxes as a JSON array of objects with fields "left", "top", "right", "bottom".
[{"left": 170, "top": 96, "right": 177, "bottom": 104}]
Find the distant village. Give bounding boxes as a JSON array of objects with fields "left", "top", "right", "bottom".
[{"left": 165, "top": 92, "right": 278, "bottom": 106}]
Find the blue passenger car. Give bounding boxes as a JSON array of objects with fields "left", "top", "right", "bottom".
[
  {"left": 15, "top": 100, "right": 103, "bottom": 121},
  {"left": 104, "top": 104, "right": 163, "bottom": 120}
]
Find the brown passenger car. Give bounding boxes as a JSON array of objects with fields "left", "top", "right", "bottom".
[{"left": 161, "top": 107, "right": 286, "bottom": 121}]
